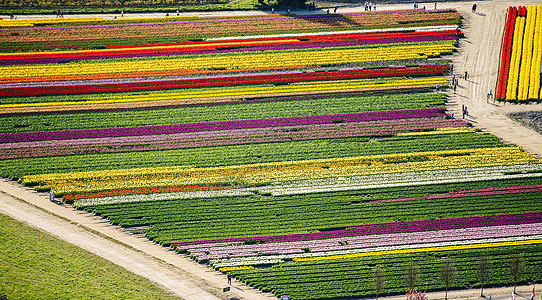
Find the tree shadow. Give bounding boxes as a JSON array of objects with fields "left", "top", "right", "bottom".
[{"left": 290, "top": 13, "right": 362, "bottom": 28}]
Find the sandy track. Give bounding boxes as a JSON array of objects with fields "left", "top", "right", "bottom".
[
  {"left": 0, "top": 179, "right": 275, "bottom": 300},
  {"left": 446, "top": 0, "right": 542, "bottom": 159},
  {"left": 1, "top": 2, "right": 542, "bottom": 299}
]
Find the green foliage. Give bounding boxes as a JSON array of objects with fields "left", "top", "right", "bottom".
[
  {"left": 79, "top": 177, "right": 542, "bottom": 244},
  {"left": 230, "top": 245, "right": 542, "bottom": 300},
  {"left": 0, "top": 131, "right": 506, "bottom": 178},
  {"left": 0, "top": 213, "right": 180, "bottom": 300},
  {"left": 1, "top": 92, "right": 446, "bottom": 133}
]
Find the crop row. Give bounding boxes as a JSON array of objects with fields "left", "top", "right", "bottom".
[
  {"left": 0, "top": 92, "right": 447, "bottom": 134},
  {"left": 0, "top": 66, "right": 449, "bottom": 97},
  {"left": 0, "top": 107, "right": 448, "bottom": 142},
  {"left": 495, "top": 6, "right": 517, "bottom": 100},
  {"left": 73, "top": 164, "right": 542, "bottom": 206},
  {"left": 174, "top": 210, "right": 542, "bottom": 247},
  {"left": 84, "top": 186, "right": 542, "bottom": 244},
  {"left": 0, "top": 31, "right": 459, "bottom": 66},
  {"left": 228, "top": 245, "right": 542, "bottom": 299},
  {"left": 0, "top": 11, "right": 461, "bottom": 52},
  {"left": 180, "top": 218, "right": 542, "bottom": 261},
  {"left": 501, "top": 5, "right": 542, "bottom": 101},
  {"left": 0, "top": 44, "right": 456, "bottom": 81},
  {"left": 0, "top": 117, "right": 466, "bottom": 159},
  {"left": 0, "top": 78, "right": 448, "bottom": 112},
  {"left": 15, "top": 143, "right": 525, "bottom": 194}
]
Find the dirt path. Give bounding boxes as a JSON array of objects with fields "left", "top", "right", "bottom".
[
  {"left": 1, "top": 2, "right": 542, "bottom": 300},
  {"left": 446, "top": 0, "right": 542, "bottom": 159},
  {"left": 0, "top": 179, "right": 275, "bottom": 300}
]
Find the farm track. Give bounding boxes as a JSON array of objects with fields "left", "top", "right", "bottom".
[{"left": 1, "top": 1, "right": 542, "bottom": 299}]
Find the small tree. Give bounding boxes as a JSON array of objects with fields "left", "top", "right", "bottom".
[
  {"left": 509, "top": 253, "right": 525, "bottom": 294},
  {"left": 373, "top": 265, "right": 386, "bottom": 300},
  {"left": 439, "top": 258, "right": 457, "bottom": 300},
  {"left": 476, "top": 252, "right": 492, "bottom": 297},
  {"left": 404, "top": 261, "right": 420, "bottom": 291}
]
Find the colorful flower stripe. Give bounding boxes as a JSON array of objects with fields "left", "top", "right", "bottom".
[
  {"left": 368, "top": 184, "right": 542, "bottom": 203},
  {"left": 517, "top": 5, "right": 539, "bottom": 101},
  {"left": 23, "top": 147, "right": 539, "bottom": 195},
  {"left": 0, "top": 65, "right": 449, "bottom": 97},
  {"left": 502, "top": 5, "right": 542, "bottom": 101},
  {"left": 0, "top": 30, "right": 459, "bottom": 65},
  {"left": 212, "top": 235, "right": 542, "bottom": 268},
  {"left": 252, "top": 163, "right": 542, "bottom": 197},
  {"left": 0, "top": 66, "right": 298, "bottom": 84},
  {"left": 496, "top": 7, "right": 517, "bottom": 100},
  {"left": 0, "top": 77, "right": 449, "bottom": 110},
  {"left": 0, "top": 117, "right": 465, "bottom": 159},
  {"left": 172, "top": 212, "right": 542, "bottom": 247},
  {"left": 1, "top": 11, "right": 452, "bottom": 31},
  {"left": 292, "top": 238, "right": 542, "bottom": 262},
  {"left": 0, "top": 64, "right": 447, "bottom": 89},
  {"left": 1, "top": 11, "right": 460, "bottom": 47},
  {"left": 0, "top": 35, "right": 456, "bottom": 66},
  {"left": 200, "top": 223, "right": 542, "bottom": 262},
  {"left": 0, "top": 44, "right": 456, "bottom": 80},
  {"left": 0, "top": 17, "right": 106, "bottom": 28},
  {"left": 218, "top": 266, "right": 254, "bottom": 272},
  {"left": 530, "top": 5, "right": 542, "bottom": 100},
  {"left": 73, "top": 164, "right": 542, "bottom": 206},
  {"left": 62, "top": 184, "right": 230, "bottom": 201},
  {"left": 0, "top": 108, "right": 446, "bottom": 143}
]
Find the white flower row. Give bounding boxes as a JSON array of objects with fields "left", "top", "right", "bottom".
[
  {"left": 74, "top": 164, "right": 542, "bottom": 207},
  {"left": 207, "top": 25, "right": 459, "bottom": 41},
  {"left": 209, "top": 234, "right": 542, "bottom": 268},
  {"left": 182, "top": 223, "right": 542, "bottom": 260},
  {"left": 259, "top": 164, "right": 542, "bottom": 196},
  {"left": 74, "top": 188, "right": 253, "bottom": 207}
]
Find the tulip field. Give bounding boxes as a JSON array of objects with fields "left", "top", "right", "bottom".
[
  {"left": 496, "top": 5, "right": 542, "bottom": 101},
  {"left": 1, "top": 9, "right": 542, "bottom": 300}
]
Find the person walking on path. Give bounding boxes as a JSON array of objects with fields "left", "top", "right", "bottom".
[
  {"left": 227, "top": 273, "right": 232, "bottom": 285},
  {"left": 464, "top": 71, "right": 468, "bottom": 80},
  {"left": 49, "top": 188, "right": 55, "bottom": 201}
]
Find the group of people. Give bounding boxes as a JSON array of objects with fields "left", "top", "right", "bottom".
[
  {"left": 364, "top": 1, "right": 376, "bottom": 11},
  {"left": 56, "top": 9, "right": 64, "bottom": 18},
  {"left": 413, "top": 2, "right": 424, "bottom": 10},
  {"left": 308, "top": 2, "right": 316, "bottom": 11}
]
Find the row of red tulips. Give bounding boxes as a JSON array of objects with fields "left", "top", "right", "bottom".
[
  {"left": 0, "top": 65, "right": 449, "bottom": 97},
  {"left": 495, "top": 6, "right": 518, "bottom": 100},
  {"left": 0, "top": 31, "right": 459, "bottom": 63}
]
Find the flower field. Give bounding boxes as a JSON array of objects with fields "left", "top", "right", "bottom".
[
  {"left": 496, "top": 5, "right": 542, "bottom": 101},
  {"left": 1, "top": 9, "right": 542, "bottom": 300}
]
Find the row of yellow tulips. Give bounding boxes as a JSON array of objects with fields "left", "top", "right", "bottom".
[
  {"left": 21, "top": 147, "right": 539, "bottom": 195},
  {"left": 505, "top": 5, "right": 542, "bottom": 101},
  {"left": 0, "top": 43, "right": 456, "bottom": 80},
  {"left": 505, "top": 16, "right": 525, "bottom": 100},
  {"left": 0, "top": 77, "right": 448, "bottom": 109},
  {"left": 293, "top": 239, "right": 542, "bottom": 262}
]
